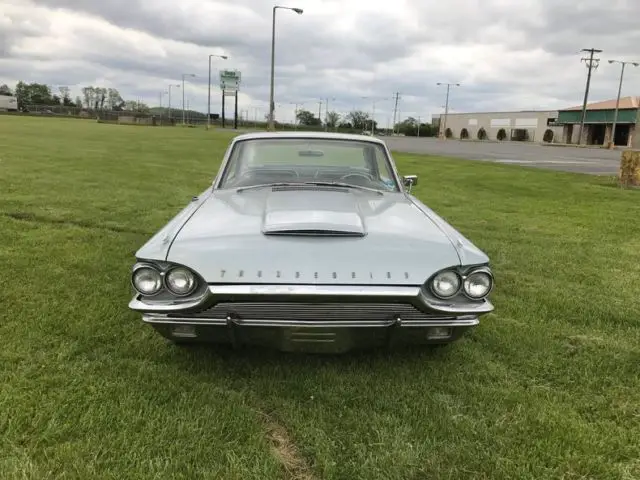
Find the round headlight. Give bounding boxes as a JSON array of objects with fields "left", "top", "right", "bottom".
[
  {"left": 463, "top": 271, "right": 493, "bottom": 299},
  {"left": 132, "top": 267, "right": 163, "bottom": 296},
  {"left": 431, "top": 271, "right": 461, "bottom": 298},
  {"left": 165, "top": 267, "right": 197, "bottom": 295}
]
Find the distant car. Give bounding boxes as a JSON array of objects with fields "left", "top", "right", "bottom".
[{"left": 128, "top": 131, "right": 495, "bottom": 353}]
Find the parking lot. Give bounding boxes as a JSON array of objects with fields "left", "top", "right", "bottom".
[{"left": 382, "top": 136, "right": 622, "bottom": 175}]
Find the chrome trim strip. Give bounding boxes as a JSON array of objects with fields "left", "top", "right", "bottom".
[
  {"left": 209, "top": 284, "right": 422, "bottom": 297},
  {"left": 129, "top": 288, "right": 213, "bottom": 312},
  {"left": 142, "top": 314, "right": 480, "bottom": 328},
  {"left": 417, "top": 290, "right": 494, "bottom": 314},
  {"left": 129, "top": 284, "right": 494, "bottom": 316}
]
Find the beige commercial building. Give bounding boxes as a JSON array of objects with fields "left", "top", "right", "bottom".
[
  {"left": 432, "top": 110, "right": 563, "bottom": 143},
  {"left": 432, "top": 96, "right": 640, "bottom": 147}
]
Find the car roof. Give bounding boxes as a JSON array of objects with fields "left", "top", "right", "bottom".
[{"left": 231, "top": 130, "right": 387, "bottom": 145}]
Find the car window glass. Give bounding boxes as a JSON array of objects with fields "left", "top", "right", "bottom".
[
  {"left": 219, "top": 138, "right": 399, "bottom": 192},
  {"left": 374, "top": 147, "right": 395, "bottom": 189}
]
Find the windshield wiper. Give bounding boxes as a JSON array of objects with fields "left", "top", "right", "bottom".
[
  {"left": 301, "top": 181, "right": 384, "bottom": 195},
  {"left": 236, "top": 182, "right": 309, "bottom": 193},
  {"left": 236, "top": 181, "right": 385, "bottom": 195}
]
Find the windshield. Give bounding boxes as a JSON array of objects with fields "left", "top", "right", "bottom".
[{"left": 217, "top": 138, "right": 400, "bottom": 192}]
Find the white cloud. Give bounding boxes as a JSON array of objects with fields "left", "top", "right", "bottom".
[{"left": 1, "top": 0, "right": 639, "bottom": 124}]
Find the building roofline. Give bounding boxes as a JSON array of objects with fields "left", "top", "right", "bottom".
[{"left": 560, "top": 95, "right": 640, "bottom": 111}]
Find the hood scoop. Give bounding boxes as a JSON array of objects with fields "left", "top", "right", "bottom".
[
  {"left": 261, "top": 189, "right": 366, "bottom": 237},
  {"left": 264, "top": 228, "right": 364, "bottom": 237}
]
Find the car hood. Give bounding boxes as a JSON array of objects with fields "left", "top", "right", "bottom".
[{"left": 163, "top": 187, "right": 478, "bottom": 285}]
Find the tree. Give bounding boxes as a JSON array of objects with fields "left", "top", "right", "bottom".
[
  {"left": 395, "top": 116, "right": 420, "bottom": 136},
  {"left": 0, "top": 84, "right": 13, "bottom": 96},
  {"left": 107, "top": 88, "right": 124, "bottom": 110},
  {"left": 124, "top": 100, "right": 149, "bottom": 113},
  {"left": 296, "top": 109, "right": 320, "bottom": 126},
  {"left": 325, "top": 111, "right": 340, "bottom": 129},
  {"left": 75, "top": 96, "right": 83, "bottom": 109},
  {"left": 14, "top": 81, "right": 57, "bottom": 109},
  {"left": 82, "top": 86, "right": 96, "bottom": 109},
  {"left": 96, "top": 87, "right": 107, "bottom": 109},
  {"left": 497, "top": 128, "right": 507, "bottom": 141},
  {"left": 346, "top": 110, "right": 371, "bottom": 131},
  {"left": 58, "top": 86, "right": 69, "bottom": 104}
]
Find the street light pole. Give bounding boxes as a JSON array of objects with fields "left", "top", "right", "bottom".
[
  {"left": 607, "top": 59, "right": 639, "bottom": 149},
  {"left": 324, "top": 97, "right": 336, "bottom": 131},
  {"left": 207, "top": 54, "right": 228, "bottom": 130},
  {"left": 290, "top": 102, "right": 302, "bottom": 130},
  {"left": 437, "top": 82, "right": 460, "bottom": 138},
  {"left": 181, "top": 73, "right": 196, "bottom": 125},
  {"left": 268, "top": 5, "right": 303, "bottom": 131},
  {"left": 167, "top": 84, "right": 180, "bottom": 120}
]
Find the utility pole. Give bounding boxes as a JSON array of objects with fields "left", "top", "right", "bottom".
[
  {"left": 391, "top": 92, "right": 400, "bottom": 134},
  {"left": 318, "top": 100, "right": 322, "bottom": 128},
  {"left": 437, "top": 82, "right": 460, "bottom": 138},
  {"left": 577, "top": 48, "right": 602, "bottom": 145},
  {"left": 607, "top": 59, "right": 639, "bottom": 148},
  {"left": 417, "top": 115, "right": 421, "bottom": 137}
]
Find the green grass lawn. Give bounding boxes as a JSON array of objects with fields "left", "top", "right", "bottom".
[{"left": 1, "top": 116, "right": 639, "bottom": 480}]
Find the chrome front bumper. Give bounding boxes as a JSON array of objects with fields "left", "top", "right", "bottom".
[{"left": 129, "top": 284, "right": 493, "bottom": 352}]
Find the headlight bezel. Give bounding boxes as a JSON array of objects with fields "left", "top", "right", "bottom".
[
  {"left": 462, "top": 269, "right": 494, "bottom": 300},
  {"left": 164, "top": 266, "right": 198, "bottom": 297},
  {"left": 429, "top": 270, "right": 462, "bottom": 299},
  {"left": 131, "top": 261, "right": 201, "bottom": 299},
  {"left": 131, "top": 265, "right": 164, "bottom": 297},
  {"left": 427, "top": 266, "right": 494, "bottom": 301}
]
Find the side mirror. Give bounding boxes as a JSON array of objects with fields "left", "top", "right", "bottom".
[{"left": 403, "top": 175, "right": 418, "bottom": 188}]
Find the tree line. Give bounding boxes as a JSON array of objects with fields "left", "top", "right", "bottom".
[
  {"left": 295, "top": 108, "right": 438, "bottom": 137},
  {"left": 0, "top": 81, "right": 152, "bottom": 113},
  {"left": 1, "top": 81, "right": 439, "bottom": 135}
]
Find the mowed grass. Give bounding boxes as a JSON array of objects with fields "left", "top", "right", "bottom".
[{"left": 1, "top": 116, "right": 639, "bottom": 479}]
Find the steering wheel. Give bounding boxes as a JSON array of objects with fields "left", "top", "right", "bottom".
[{"left": 339, "top": 172, "right": 375, "bottom": 183}]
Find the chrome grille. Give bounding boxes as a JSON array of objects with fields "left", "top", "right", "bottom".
[{"left": 175, "top": 302, "right": 452, "bottom": 322}]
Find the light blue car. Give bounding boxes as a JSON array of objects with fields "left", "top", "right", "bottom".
[{"left": 128, "top": 131, "right": 494, "bottom": 353}]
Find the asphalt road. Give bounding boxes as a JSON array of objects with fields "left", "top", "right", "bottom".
[{"left": 381, "top": 136, "right": 622, "bottom": 175}]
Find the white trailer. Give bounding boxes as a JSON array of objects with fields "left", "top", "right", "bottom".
[{"left": 0, "top": 95, "right": 18, "bottom": 111}]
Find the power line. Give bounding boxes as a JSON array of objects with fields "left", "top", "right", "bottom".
[{"left": 577, "top": 48, "right": 602, "bottom": 145}]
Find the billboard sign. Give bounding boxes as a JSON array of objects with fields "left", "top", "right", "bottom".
[{"left": 219, "top": 70, "right": 241, "bottom": 92}]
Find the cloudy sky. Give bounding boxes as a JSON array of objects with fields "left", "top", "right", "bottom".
[{"left": 1, "top": 0, "right": 639, "bottom": 125}]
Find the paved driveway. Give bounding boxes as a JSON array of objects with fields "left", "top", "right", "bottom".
[{"left": 381, "top": 136, "right": 622, "bottom": 175}]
